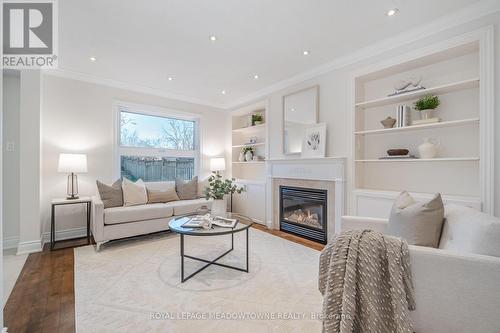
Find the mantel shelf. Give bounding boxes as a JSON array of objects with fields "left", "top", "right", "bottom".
[
  {"left": 355, "top": 118, "right": 479, "bottom": 135},
  {"left": 356, "top": 157, "right": 479, "bottom": 163},
  {"left": 232, "top": 161, "right": 266, "bottom": 164},
  {"left": 355, "top": 78, "right": 479, "bottom": 109}
]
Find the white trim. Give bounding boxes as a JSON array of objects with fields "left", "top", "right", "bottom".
[
  {"left": 42, "top": 68, "right": 225, "bottom": 109},
  {"left": 226, "top": 1, "right": 500, "bottom": 109},
  {"left": 2, "top": 236, "right": 19, "bottom": 250},
  {"left": 41, "top": 227, "right": 88, "bottom": 244},
  {"left": 16, "top": 239, "right": 43, "bottom": 255}
]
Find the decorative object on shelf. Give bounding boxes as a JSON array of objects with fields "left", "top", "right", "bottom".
[
  {"left": 396, "top": 105, "right": 411, "bottom": 127},
  {"left": 242, "top": 147, "right": 254, "bottom": 162},
  {"left": 58, "top": 153, "right": 88, "bottom": 199},
  {"left": 248, "top": 136, "right": 258, "bottom": 144},
  {"left": 380, "top": 116, "right": 397, "bottom": 128},
  {"left": 252, "top": 112, "right": 264, "bottom": 126},
  {"left": 388, "top": 75, "right": 425, "bottom": 96},
  {"left": 252, "top": 155, "right": 264, "bottom": 162},
  {"left": 387, "top": 149, "right": 410, "bottom": 156},
  {"left": 379, "top": 154, "right": 416, "bottom": 160},
  {"left": 414, "top": 95, "right": 440, "bottom": 120},
  {"left": 238, "top": 151, "right": 245, "bottom": 162},
  {"left": 301, "top": 123, "right": 326, "bottom": 158},
  {"left": 412, "top": 117, "right": 441, "bottom": 125},
  {"left": 204, "top": 172, "right": 245, "bottom": 218},
  {"left": 418, "top": 138, "right": 439, "bottom": 159},
  {"left": 209, "top": 157, "right": 226, "bottom": 175}
]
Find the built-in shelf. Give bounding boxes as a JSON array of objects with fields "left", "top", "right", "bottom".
[
  {"left": 232, "top": 161, "right": 266, "bottom": 164},
  {"left": 355, "top": 157, "right": 479, "bottom": 163},
  {"left": 355, "top": 118, "right": 479, "bottom": 135},
  {"left": 232, "top": 124, "right": 266, "bottom": 133},
  {"left": 234, "top": 178, "right": 267, "bottom": 185},
  {"left": 355, "top": 78, "right": 479, "bottom": 109},
  {"left": 232, "top": 142, "right": 266, "bottom": 148}
]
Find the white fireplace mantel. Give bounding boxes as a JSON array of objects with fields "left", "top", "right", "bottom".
[{"left": 265, "top": 157, "right": 347, "bottom": 239}]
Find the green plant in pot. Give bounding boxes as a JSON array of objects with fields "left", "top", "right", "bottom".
[
  {"left": 252, "top": 113, "right": 264, "bottom": 126},
  {"left": 204, "top": 172, "right": 245, "bottom": 217},
  {"left": 242, "top": 147, "right": 254, "bottom": 162},
  {"left": 414, "top": 95, "right": 440, "bottom": 120}
]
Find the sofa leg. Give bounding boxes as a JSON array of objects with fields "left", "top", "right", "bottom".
[{"left": 95, "top": 241, "right": 108, "bottom": 252}]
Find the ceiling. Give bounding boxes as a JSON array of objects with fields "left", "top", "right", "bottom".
[{"left": 58, "top": 0, "right": 483, "bottom": 108}]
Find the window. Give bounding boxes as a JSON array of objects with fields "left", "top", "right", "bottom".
[{"left": 117, "top": 105, "right": 198, "bottom": 182}]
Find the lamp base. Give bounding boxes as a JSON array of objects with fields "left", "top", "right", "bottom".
[
  {"left": 66, "top": 194, "right": 80, "bottom": 200},
  {"left": 66, "top": 173, "right": 79, "bottom": 200}
]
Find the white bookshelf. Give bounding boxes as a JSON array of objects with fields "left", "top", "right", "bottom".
[{"left": 351, "top": 36, "right": 494, "bottom": 217}]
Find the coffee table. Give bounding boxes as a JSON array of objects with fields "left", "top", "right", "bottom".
[{"left": 168, "top": 213, "right": 254, "bottom": 283}]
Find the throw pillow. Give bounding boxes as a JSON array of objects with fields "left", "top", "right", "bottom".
[
  {"left": 175, "top": 176, "right": 198, "bottom": 200},
  {"left": 387, "top": 191, "right": 444, "bottom": 248},
  {"left": 122, "top": 178, "right": 148, "bottom": 206},
  {"left": 147, "top": 188, "right": 180, "bottom": 204},
  {"left": 96, "top": 180, "right": 123, "bottom": 209}
]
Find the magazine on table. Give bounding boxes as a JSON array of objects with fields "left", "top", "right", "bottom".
[
  {"left": 212, "top": 216, "right": 238, "bottom": 228},
  {"left": 182, "top": 215, "right": 211, "bottom": 228}
]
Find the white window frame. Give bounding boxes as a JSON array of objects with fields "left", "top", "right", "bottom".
[{"left": 112, "top": 101, "right": 201, "bottom": 181}]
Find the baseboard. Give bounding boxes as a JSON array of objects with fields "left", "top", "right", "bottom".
[
  {"left": 16, "top": 239, "right": 43, "bottom": 255},
  {"left": 41, "top": 226, "right": 88, "bottom": 245},
  {"left": 3, "top": 236, "right": 19, "bottom": 250}
]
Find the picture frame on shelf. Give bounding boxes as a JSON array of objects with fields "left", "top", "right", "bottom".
[{"left": 301, "top": 123, "right": 326, "bottom": 158}]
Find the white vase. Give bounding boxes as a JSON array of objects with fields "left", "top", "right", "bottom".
[
  {"left": 420, "top": 109, "right": 434, "bottom": 120},
  {"left": 211, "top": 198, "right": 227, "bottom": 218},
  {"left": 245, "top": 151, "right": 253, "bottom": 162},
  {"left": 238, "top": 152, "right": 245, "bottom": 162},
  {"left": 418, "top": 138, "right": 439, "bottom": 159}
]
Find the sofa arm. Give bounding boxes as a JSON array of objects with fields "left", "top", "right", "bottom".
[
  {"left": 341, "top": 216, "right": 389, "bottom": 233},
  {"left": 409, "top": 245, "right": 500, "bottom": 332},
  {"left": 92, "top": 195, "right": 105, "bottom": 242}
]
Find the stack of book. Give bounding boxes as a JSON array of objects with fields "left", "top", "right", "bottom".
[
  {"left": 412, "top": 117, "right": 441, "bottom": 125},
  {"left": 379, "top": 155, "right": 416, "bottom": 160}
]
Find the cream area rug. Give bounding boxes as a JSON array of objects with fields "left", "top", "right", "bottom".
[{"left": 75, "top": 228, "right": 323, "bottom": 332}]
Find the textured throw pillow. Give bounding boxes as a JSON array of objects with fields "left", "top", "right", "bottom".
[
  {"left": 96, "top": 180, "right": 123, "bottom": 209},
  {"left": 122, "top": 178, "right": 148, "bottom": 206},
  {"left": 175, "top": 176, "right": 198, "bottom": 200},
  {"left": 387, "top": 191, "right": 444, "bottom": 248},
  {"left": 439, "top": 204, "right": 500, "bottom": 257},
  {"left": 147, "top": 188, "right": 179, "bottom": 204}
]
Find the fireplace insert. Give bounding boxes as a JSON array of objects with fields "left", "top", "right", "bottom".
[{"left": 279, "top": 186, "right": 327, "bottom": 244}]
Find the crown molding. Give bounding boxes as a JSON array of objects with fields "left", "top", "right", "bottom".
[
  {"left": 42, "top": 68, "right": 226, "bottom": 110},
  {"left": 225, "top": 0, "right": 500, "bottom": 109}
]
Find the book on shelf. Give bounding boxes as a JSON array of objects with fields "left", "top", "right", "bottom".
[{"left": 379, "top": 155, "right": 417, "bottom": 160}]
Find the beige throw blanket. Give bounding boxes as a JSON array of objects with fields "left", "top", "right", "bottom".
[{"left": 319, "top": 230, "right": 415, "bottom": 333}]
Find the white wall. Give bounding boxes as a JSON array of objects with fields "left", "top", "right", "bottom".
[
  {"left": 235, "top": 13, "right": 500, "bottom": 217},
  {"left": 2, "top": 72, "right": 20, "bottom": 248},
  {"left": 41, "top": 75, "right": 228, "bottom": 236}
]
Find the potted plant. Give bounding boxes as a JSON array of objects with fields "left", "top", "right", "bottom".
[
  {"left": 414, "top": 95, "right": 440, "bottom": 120},
  {"left": 242, "top": 147, "right": 254, "bottom": 162},
  {"left": 252, "top": 113, "right": 264, "bottom": 126},
  {"left": 204, "top": 172, "right": 244, "bottom": 217}
]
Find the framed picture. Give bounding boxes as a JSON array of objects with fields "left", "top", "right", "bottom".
[{"left": 301, "top": 123, "right": 326, "bottom": 158}]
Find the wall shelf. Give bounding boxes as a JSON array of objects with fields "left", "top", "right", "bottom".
[
  {"left": 232, "top": 124, "right": 266, "bottom": 133},
  {"left": 355, "top": 78, "right": 479, "bottom": 109},
  {"left": 232, "top": 142, "right": 266, "bottom": 148},
  {"left": 355, "top": 157, "right": 479, "bottom": 163},
  {"left": 354, "top": 118, "right": 479, "bottom": 135}
]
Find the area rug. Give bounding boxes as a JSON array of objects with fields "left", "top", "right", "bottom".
[{"left": 74, "top": 228, "right": 322, "bottom": 332}]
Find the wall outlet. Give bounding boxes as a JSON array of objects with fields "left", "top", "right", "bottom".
[{"left": 6, "top": 142, "right": 15, "bottom": 152}]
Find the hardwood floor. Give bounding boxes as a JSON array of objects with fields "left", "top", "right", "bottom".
[{"left": 3, "top": 226, "right": 323, "bottom": 333}]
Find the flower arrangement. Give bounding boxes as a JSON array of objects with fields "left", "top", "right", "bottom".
[{"left": 204, "top": 172, "right": 245, "bottom": 200}]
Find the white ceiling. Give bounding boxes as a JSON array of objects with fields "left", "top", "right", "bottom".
[{"left": 58, "top": 0, "right": 483, "bottom": 108}]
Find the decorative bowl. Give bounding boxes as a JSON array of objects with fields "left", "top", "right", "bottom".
[{"left": 387, "top": 149, "right": 409, "bottom": 156}]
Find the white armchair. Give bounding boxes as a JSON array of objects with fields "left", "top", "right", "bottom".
[{"left": 341, "top": 213, "right": 500, "bottom": 333}]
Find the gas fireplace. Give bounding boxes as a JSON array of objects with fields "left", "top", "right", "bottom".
[{"left": 279, "top": 186, "right": 327, "bottom": 244}]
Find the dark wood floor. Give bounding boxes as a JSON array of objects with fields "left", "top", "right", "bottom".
[{"left": 4, "top": 226, "right": 323, "bottom": 333}]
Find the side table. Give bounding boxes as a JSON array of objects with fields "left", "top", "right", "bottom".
[{"left": 51, "top": 197, "right": 92, "bottom": 250}]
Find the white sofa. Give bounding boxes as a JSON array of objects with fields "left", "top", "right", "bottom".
[
  {"left": 341, "top": 204, "right": 500, "bottom": 333},
  {"left": 92, "top": 181, "right": 212, "bottom": 251}
]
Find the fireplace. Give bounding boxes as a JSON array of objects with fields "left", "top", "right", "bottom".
[{"left": 279, "top": 186, "right": 327, "bottom": 244}]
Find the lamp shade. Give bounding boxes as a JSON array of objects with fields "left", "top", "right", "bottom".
[
  {"left": 58, "top": 153, "right": 88, "bottom": 173},
  {"left": 210, "top": 157, "right": 226, "bottom": 172}
]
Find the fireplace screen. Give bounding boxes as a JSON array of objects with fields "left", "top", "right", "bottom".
[{"left": 279, "top": 186, "right": 327, "bottom": 243}]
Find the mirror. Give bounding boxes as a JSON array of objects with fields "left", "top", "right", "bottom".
[{"left": 283, "top": 86, "right": 319, "bottom": 154}]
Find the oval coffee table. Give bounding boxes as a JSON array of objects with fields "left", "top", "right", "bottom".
[{"left": 169, "top": 213, "right": 254, "bottom": 283}]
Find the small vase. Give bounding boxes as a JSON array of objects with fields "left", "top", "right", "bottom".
[
  {"left": 420, "top": 109, "right": 434, "bottom": 120},
  {"left": 211, "top": 198, "right": 227, "bottom": 218},
  {"left": 245, "top": 151, "right": 253, "bottom": 162},
  {"left": 418, "top": 138, "right": 439, "bottom": 159},
  {"left": 238, "top": 152, "right": 245, "bottom": 162}
]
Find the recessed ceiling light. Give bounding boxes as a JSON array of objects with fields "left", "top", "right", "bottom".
[
  {"left": 168, "top": 77, "right": 173, "bottom": 81},
  {"left": 303, "top": 50, "right": 310, "bottom": 56},
  {"left": 386, "top": 8, "right": 399, "bottom": 16},
  {"left": 209, "top": 35, "right": 217, "bottom": 42},
  {"left": 253, "top": 75, "right": 259, "bottom": 79},
  {"left": 89, "top": 57, "right": 97, "bottom": 62},
  {"left": 221, "top": 90, "right": 226, "bottom": 95}
]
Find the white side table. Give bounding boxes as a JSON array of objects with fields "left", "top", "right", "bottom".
[{"left": 51, "top": 196, "right": 92, "bottom": 250}]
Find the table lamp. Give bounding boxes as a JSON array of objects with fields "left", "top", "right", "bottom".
[
  {"left": 58, "top": 153, "right": 88, "bottom": 199},
  {"left": 210, "top": 157, "right": 226, "bottom": 175}
]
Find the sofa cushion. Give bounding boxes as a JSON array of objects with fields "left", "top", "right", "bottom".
[
  {"left": 175, "top": 177, "right": 198, "bottom": 200},
  {"left": 387, "top": 191, "right": 444, "bottom": 248},
  {"left": 145, "top": 181, "right": 175, "bottom": 192},
  {"left": 122, "top": 178, "right": 148, "bottom": 206},
  {"left": 439, "top": 204, "right": 500, "bottom": 257},
  {"left": 147, "top": 188, "right": 179, "bottom": 204},
  {"left": 168, "top": 198, "right": 212, "bottom": 216},
  {"left": 104, "top": 203, "right": 173, "bottom": 225},
  {"left": 96, "top": 180, "right": 123, "bottom": 208}
]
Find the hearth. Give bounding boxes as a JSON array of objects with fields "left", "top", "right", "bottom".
[{"left": 279, "top": 186, "right": 327, "bottom": 244}]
